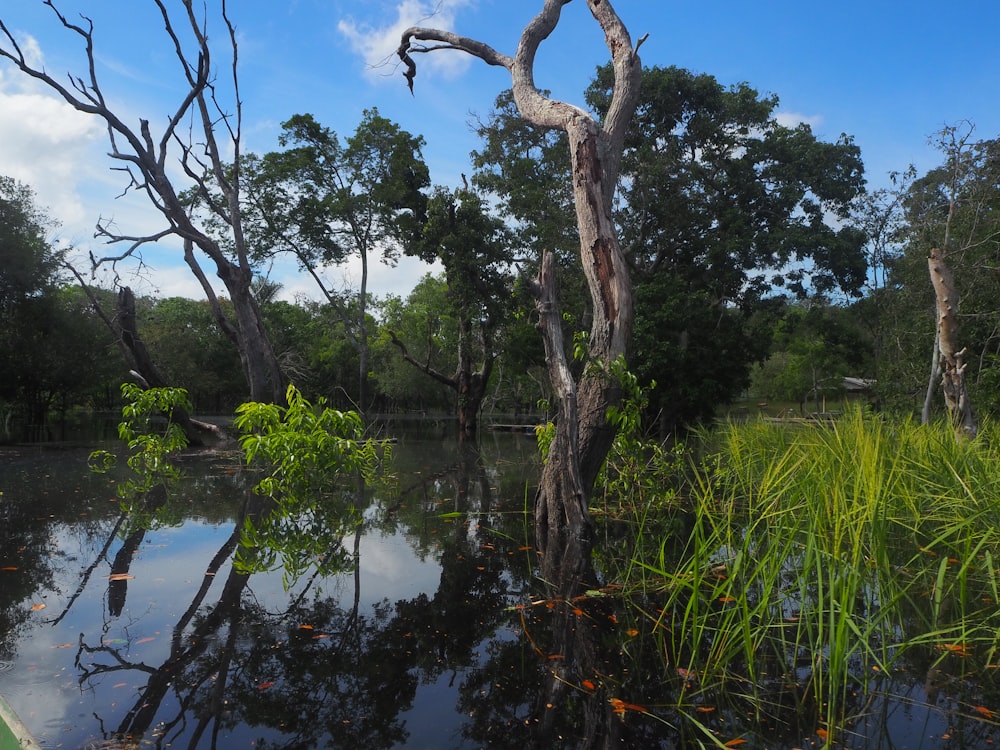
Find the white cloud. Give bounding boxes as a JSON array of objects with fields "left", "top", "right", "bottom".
[
  {"left": 775, "top": 110, "right": 824, "bottom": 129},
  {"left": 338, "top": 0, "right": 475, "bottom": 81},
  {"left": 0, "top": 62, "right": 104, "bottom": 227}
]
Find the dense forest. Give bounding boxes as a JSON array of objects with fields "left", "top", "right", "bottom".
[{"left": 1, "top": 64, "right": 998, "bottom": 443}]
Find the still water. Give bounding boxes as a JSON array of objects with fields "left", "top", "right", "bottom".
[{"left": 1, "top": 425, "right": 998, "bottom": 749}]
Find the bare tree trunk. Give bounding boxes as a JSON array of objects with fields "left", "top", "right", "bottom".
[
  {"left": 0, "top": 2, "right": 284, "bottom": 405},
  {"left": 928, "top": 247, "right": 977, "bottom": 438},
  {"left": 399, "top": 0, "right": 642, "bottom": 547}
]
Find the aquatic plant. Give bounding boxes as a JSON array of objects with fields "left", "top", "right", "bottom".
[{"left": 595, "top": 410, "right": 1000, "bottom": 744}]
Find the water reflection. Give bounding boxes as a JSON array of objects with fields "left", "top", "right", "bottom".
[{"left": 2, "top": 433, "right": 999, "bottom": 748}]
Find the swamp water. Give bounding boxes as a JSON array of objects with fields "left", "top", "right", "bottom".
[{"left": 0, "top": 424, "right": 998, "bottom": 749}]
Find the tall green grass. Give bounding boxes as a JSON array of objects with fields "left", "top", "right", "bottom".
[{"left": 596, "top": 410, "right": 1000, "bottom": 743}]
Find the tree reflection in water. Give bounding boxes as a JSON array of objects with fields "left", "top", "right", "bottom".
[{"left": 9, "top": 434, "right": 1000, "bottom": 748}]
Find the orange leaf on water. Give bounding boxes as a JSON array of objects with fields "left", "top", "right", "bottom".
[
  {"left": 113, "top": 682, "right": 128, "bottom": 688},
  {"left": 608, "top": 614, "right": 618, "bottom": 624},
  {"left": 609, "top": 698, "right": 627, "bottom": 716},
  {"left": 625, "top": 628, "right": 639, "bottom": 637},
  {"left": 718, "top": 596, "right": 736, "bottom": 603},
  {"left": 816, "top": 728, "right": 829, "bottom": 740},
  {"left": 724, "top": 739, "right": 748, "bottom": 747},
  {"left": 581, "top": 680, "right": 596, "bottom": 691},
  {"left": 135, "top": 637, "right": 155, "bottom": 645},
  {"left": 572, "top": 608, "right": 584, "bottom": 616},
  {"left": 298, "top": 624, "right": 314, "bottom": 630},
  {"left": 30, "top": 603, "right": 45, "bottom": 611},
  {"left": 258, "top": 681, "right": 276, "bottom": 691},
  {"left": 108, "top": 573, "right": 134, "bottom": 582},
  {"left": 695, "top": 706, "right": 716, "bottom": 713},
  {"left": 973, "top": 706, "right": 994, "bottom": 719},
  {"left": 1, "top": 566, "right": 17, "bottom": 571}
]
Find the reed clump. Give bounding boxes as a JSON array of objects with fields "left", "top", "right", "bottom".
[{"left": 596, "top": 409, "right": 1000, "bottom": 744}]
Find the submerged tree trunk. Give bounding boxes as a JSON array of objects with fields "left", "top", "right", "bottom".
[
  {"left": 928, "top": 247, "right": 977, "bottom": 439},
  {"left": 399, "top": 0, "right": 642, "bottom": 550},
  {"left": 389, "top": 313, "right": 496, "bottom": 442}
]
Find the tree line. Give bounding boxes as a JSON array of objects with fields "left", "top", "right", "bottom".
[
  {"left": 0, "top": 2, "right": 996, "bottom": 453},
  {"left": 1, "top": 75, "right": 998, "bottom": 443}
]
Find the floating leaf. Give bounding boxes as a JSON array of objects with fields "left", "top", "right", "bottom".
[
  {"left": 52, "top": 643, "right": 74, "bottom": 649},
  {"left": 257, "top": 680, "right": 276, "bottom": 691},
  {"left": 724, "top": 740, "right": 748, "bottom": 747},
  {"left": 135, "top": 637, "right": 155, "bottom": 645},
  {"left": 30, "top": 603, "right": 45, "bottom": 611},
  {"left": 1, "top": 566, "right": 17, "bottom": 572},
  {"left": 626, "top": 628, "right": 639, "bottom": 637},
  {"left": 113, "top": 682, "right": 128, "bottom": 688},
  {"left": 581, "top": 680, "right": 596, "bottom": 691},
  {"left": 816, "top": 728, "right": 829, "bottom": 740},
  {"left": 108, "top": 573, "right": 134, "bottom": 582},
  {"left": 695, "top": 706, "right": 716, "bottom": 713},
  {"left": 973, "top": 706, "right": 993, "bottom": 719},
  {"left": 298, "top": 624, "right": 314, "bottom": 630},
  {"left": 518, "top": 545, "right": 533, "bottom": 551},
  {"left": 718, "top": 596, "right": 736, "bottom": 603}
]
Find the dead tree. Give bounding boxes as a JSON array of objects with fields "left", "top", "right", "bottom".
[
  {"left": 0, "top": 1, "right": 284, "bottom": 403},
  {"left": 928, "top": 247, "right": 977, "bottom": 438},
  {"left": 398, "top": 1, "right": 643, "bottom": 554},
  {"left": 64, "top": 262, "right": 227, "bottom": 445}
]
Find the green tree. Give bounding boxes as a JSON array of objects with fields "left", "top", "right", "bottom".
[
  {"left": 590, "top": 64, "right": 867, "bottom": 431},
  {"left": 0, "top": 178, "right": 123, "bottom": 432},
  {"left": 392, "top": 186, "right": 516, "bottom": 440},
  {"left": 246, "top": 111, "right": 430, "bottom": 413},
  {"left": 377, "top": 278, "right": 456, "bottom": 414},
  {"left": 142, "top": 297, "right": 245, "bottom": 413}
]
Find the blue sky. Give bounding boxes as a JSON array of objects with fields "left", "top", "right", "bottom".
[{"left": 1, "top": 0, "right": 999, "bottom": 301}]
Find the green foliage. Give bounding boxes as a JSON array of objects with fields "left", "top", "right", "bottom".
[
  {"left": 89, "top": 383, "right": 192, "bottom": 515},
  {"left": 596, "top": 358, "right": 686, "bottom": 516},
  {"left": 233, "top": 384, "right": 391, "bottom": 585}
]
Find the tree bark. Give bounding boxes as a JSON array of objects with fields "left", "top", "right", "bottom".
[
  {"left": 928, "top": 247, "right": 977, "bottom": 439},
  {"left": 399, "top": 0, "right": 642, "bottom": 547}
]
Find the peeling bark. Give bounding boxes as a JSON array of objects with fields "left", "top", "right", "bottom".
[{"left": 928, "top": 247, "right": 977, "bottom": 439}]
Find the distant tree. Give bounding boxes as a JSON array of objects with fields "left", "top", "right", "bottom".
[
  {"left": 142, "top": 297, "right": 245, "bottom": 413},
  {"left": 377, "top": 277, "right": 457, "bottom": 414},
  {"left": 391, "top": 186, "right": 515, "bottom": 440},
  {"left": 244, "top": 111, "right": 430, "bottom": 413},
  {"left": 0, "top": 2, "right": 284, "bottom": 403},
  {"left": 0, "top": 177, "right": 64, "bottom": 428},
  {"left": 755, "top": 303, "right": 871, "bottom": 413}
]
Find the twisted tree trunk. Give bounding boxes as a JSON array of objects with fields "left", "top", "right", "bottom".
[{"left": 399, "top": 0, "right": 642, "bottom": 552}]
